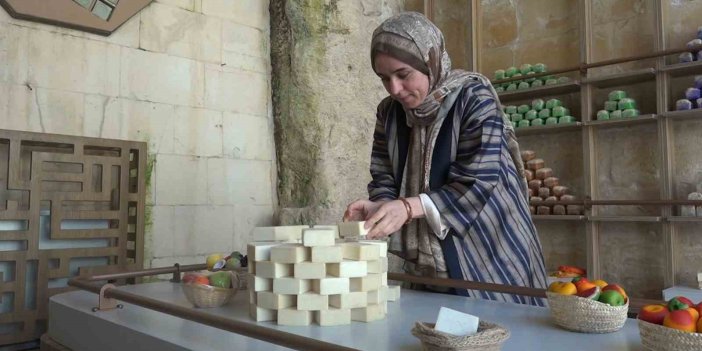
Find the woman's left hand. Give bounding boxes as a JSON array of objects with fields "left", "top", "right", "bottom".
[{"left": 365, "top": 200, "right": 409, "bottom": 239}]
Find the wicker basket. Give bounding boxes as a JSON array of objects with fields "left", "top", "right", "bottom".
[
  {"left": 639, "top": 319, "right": 702, "bottom": 351},
  {"left": 546, "top": 291, "right": 628, "bottom": 333},
  {"left": 411, "top": 321, "right": 510, "bottom": 351},
  {"left": 182, "top": 271, "right": 238, "bottom": 308}
]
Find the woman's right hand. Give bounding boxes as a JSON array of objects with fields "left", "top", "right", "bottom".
[{"left": 343, "top": 199, "right": 384, "bottom": 222}]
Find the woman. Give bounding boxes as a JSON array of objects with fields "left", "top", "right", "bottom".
[{"left": 344, "top": 12, "right": 547, "bottom": 305}]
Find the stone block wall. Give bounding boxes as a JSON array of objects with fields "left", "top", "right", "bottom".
[{"left": 0, "top": 0, "right": 277, "bottom": 268}]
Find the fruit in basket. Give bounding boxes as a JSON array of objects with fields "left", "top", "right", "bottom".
[
  {"left": 572, "top": 277, "right": 597, "bottom": 293},
  {"left": 673, "top": 296, "right": 696, "bottom": 309},
  {"left": 208, "top": 271, "right": 232, "bottom": 289},
  {"left": 602, "top": 284, "right": 628, "bottom": 301},
  {"left": 575, "top": 286, "right": 601, "bottom": 300},
  {"left": 687, "top": 307, "right": 699, "bottom": 322},
  {"left": 193, "top": 275, "right": 210, "bottom": 285},
  {"left": 548, "top": 281, "right": 577, "bottom": 295},
  {"left": 668, "top": 297, "right": 691, "bottom": 311},
  {"left": 639, "top": 304, "right": 669, "bottom": 325},
  {"left": 598, "top": 290, "right": 625, "bottom": 306},
  {"left": 206, "top": 253, "right": 224, "bottom": 270},
  {"left": 663, "top": 309, "right": 697, "bottom": 332},
  {"left": 182, "top": 273, "right": 205, "bottom": 284},
  {"left": 591, "top": 279, "right": 608, "bottom": 289}
]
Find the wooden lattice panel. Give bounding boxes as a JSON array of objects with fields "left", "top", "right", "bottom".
[{"left": 0, "top": 129, "right": 146, "bottom": 345}]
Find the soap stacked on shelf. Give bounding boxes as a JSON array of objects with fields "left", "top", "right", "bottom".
[
  {"left": 503, "top": 98, "right": 577, "bottom": 128},
  {"left": 521, "top": 150, "right": 583, "bottom": 216},
  {"left": 493, "top": 63, "right": 571, "bottom": 92},
  {"left": 595, "top": 90, "right": 640, "bottom": 120},
  {"left": 680, "top": 192, "right": 702, "bottom": 217},
  {"left": 247, "top": 223, "right": 400, "bottom": 326},
  {"left": 678, "top": 26, "right": 702, "bottom": 63},
  {"left": 675, "top": 76, "right": 702, "bottom": 110}
]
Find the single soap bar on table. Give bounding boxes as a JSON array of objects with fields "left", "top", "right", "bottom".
[
  {"left": 610, "top": 110, "right": 623, "bottom": 119},
  {"left": 434, "top": 307, "right": 479, "bottom": 336},
  {"left": 622, "top": 109, "right": 639, "bottom": 118},
  {"left": 617, "top": 98, "right": 636, "bottom": 110},
  {"left": 608, "top": 90, "right": 627, "bottom": 101},
  {"left": 597, "top": 110, "right": 610, "bottom": 120},
  {"left": 559, "top": 116, "right": 576, "bottom": 124},
  {"left": 536, "top": 205, "right": 551, "bottom": 215},
  {"left": 545, "top": 117, "right": 558, "bottom": 125},
  {"left": 543, "top": 177, "right": 559, "bottom": 188},
  {"left": 604, "top": 101, "right": 618, "bottom": 112},
  {"left": 535, "top": 167, "right": 553, "bottom": 180},
  {"left": 527, "top": 158, "right": 545, "bottom": 171}
]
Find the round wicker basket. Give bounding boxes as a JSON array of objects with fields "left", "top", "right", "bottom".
[
  {"left": 546, "top": 291, "right": 628, "bottom": 333},
  {"left": 182, "top": 271, "right": 238, "bottom": 308},
  {"left": 639, "top": 319, "right": 702, "bottom": 351},
  {"left": 411, "top": 321, "right": 510, "bottom": 351}
]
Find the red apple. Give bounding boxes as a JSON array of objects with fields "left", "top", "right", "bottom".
[
  {"left": 182, "top": 273, "right": 203, "bottom": 284},
  {"left": 576, "top": 286, "right": 601, "bottom": 300},
  {"left": 572, "top": 277, "right": 597, "bottom": 293},
  {"left": 638, "top": 304, "right": 669, "bottom": 325},
  {"left": 674, "top": 296, "right": 696, "bottom": 308}
]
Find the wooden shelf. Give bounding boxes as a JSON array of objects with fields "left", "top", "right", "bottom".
[
  {"left": 515, "top": 122, "right": 582, "bottom": 136},
  {"left": 661, "top": 60, "right": 702, "bottom": 77},
  {"left": 659, "top": 109, "right": 702, "bottom": 120},
  {"left": 583, "top": 114, "right": 657, "bottom": 128},
  {"left": 532, "top": 215, "right": 586, "bottom": 221},
  {"left": 588, "top": 216, "right": 663, "bottom": 223},
  {"left": 582, "top": 68, "right": 656, "bottom": 89},
  {"left": 666, "top": 216, "right": 702, "bottom": 222},
  {"left": 497, "top": 81, "right": 580, "bottom": 103}
]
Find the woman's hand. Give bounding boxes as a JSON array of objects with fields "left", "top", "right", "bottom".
[
  {"left": 365, "top": 200, "right": 410, "bottom": 239},
  {"left": 343, "top": 199, "right": 384, "bottom": 222}
]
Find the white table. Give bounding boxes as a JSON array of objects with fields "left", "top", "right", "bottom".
[{"left": 48, "top": 282, "right": 645, "bottom": 351}]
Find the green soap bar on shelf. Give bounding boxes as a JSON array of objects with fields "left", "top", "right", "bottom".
[
  {"left": 538, "top": 108, "right": 551, "bottom": 118},
  {"left": 545, "top": 117, "right": 559, "bottom": 125},
  {"left": 545, "top": 99, "right": 562, "bottom": 109},
  {"left": 622, "top": 108, "right": 640, "bottom": 118},
  {"left": 518, "top": 82, "right": 531, "bottom": 90},
  {"left": 608, "top": 90, "right": 627, "bottom": 101},
  {"left": 517, "top": 120, "right": 531, "bottom": 128},
  {"left": 495, "top": 86, "right": 504, "bottom": 92},
  {"left": 531, "top": 80, "right": 543, "bottom": 88},
  {"left": 505, "top": 66, "right": 518, "bottom": 77},
  {"left": 531, "top": 99, "right": 545, "bottom": 111},
  {"left": 604, "top": 100, "right": 618, "bottom": 111},
  {"left": 618, "top": 98, "right": 636, "bottom": 110},
  {"left": 505, "top": 105, "right": 517, "bottom": 114},
  {"left": 610, "top": 110, "right": 622, "bottom": 119},
  {"left": 545, "top": 78, "right": 558, "bottom": 85},
  {"left": 495, "top": 69, "right": 505, "bottom": 80},
  {"left": 558, "top": 116, "right": 576, "bottom": 124},
  {"left": 520, "top": 63, "right": 532, "bottom": 74},
  {"left": 517, "top": 104, "right": 530, "bottom": 114},
  {"left": 511, "top": 113, "right": 524, "bottom": 122},
  {"left": 596, "top": 110, "right": 610, "bottom": 120},
  {"left": 531, "top": 118, "right": 544, "bottom": 126},
  {"left": 506, "top": 83, "right": 518, "bottom": 91},
  {"left": 552, "top": 106, "right": 567, "bottom": 117},
  {"left": 533, "top": 63, "right": 547, "bottom": 73},
  {"left": 557, "top": 76, "right": 571, "bottom": 84},
  {"left": 525, "top": 71, "right": 536, "bottom": 83},
  {"left": 525, "top": 110, "right": 538, "bottom": 120}
]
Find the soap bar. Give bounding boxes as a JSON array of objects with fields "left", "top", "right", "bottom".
[
  {"left": 303, "top": 228, "right": 336, "bottom": 247},
  {"left": 315, "top": 308, "right": 351, "bottom": 326},
  {"left": 521, "top": 150, "right": 536, "bottom": 161},
  {"left": 273, "top": 277, "right": 311, "bottom": 295},
  {"left": 248, "top": 242, "right": 281, "bottom": 262},
  {"left": 294, "top": 262, "right": 327, "bottom": 279},
  {"left": 517, "top": 120, "right": 530, "bottom": 128},
  {"left": 531, "top": 80, "right": 543, "bottom": 88},
  {"left": 434, "top": 307, "right": 479, "bottom": 336},
  {"left": 686, "top": 88, "right": 701, "bottom": 101},
  {"left": 695, "top": 76, "right": 702, "bottom": 89},
  {"left": 270, "top": 244, "right": 310, "bottom": 264},
  {"left": 511, "top": 113, "right": 523, "bottom": 122},
  {"left": 529, "top": 206, "right": 536, "bottom": 214},
  {"left": 559, "top": 116, "right": 576, "bottom": 124},
  {"left": 544, "top": 196, "right": 558, "bottom": 204},
  {"left": 697, "top": 98, "right": 702, "bottom": 109},
  {"left": 311, "top": 245, "right": 343, "bottom": 263},
  {"left": 517, "top": 104, "right": 530, "bottom": 114},
  {"left": 617, "top": 98, "right": 636, "bottom": 110},
  {"left": 358, "top": 240, "right": 388, "bottom": 257},
  {"left": 253, "top": 226, "right": 307, "bottom": 242},
  {"left": 596, "top": 110, "right": 610, "bottom": 120},
  {"left": 559, "top": 194, "right": 576, "bottom": 202},
  {"left": 604, "top": 101, "right": 618, "bottom": 111},
  {"left": 552, "top": 186, "right": 569, "bottom": 197},
  {"left": 552, "top": 106, "right": 567, "bottom": 117},
  {"left": 536, "top": 205, "right": 551, "bottom": 215},
  {"left": 543, "top": 177, "right": 559, "bottom": 188},
  {"left": 533, "top": 63, "right": 547, "bottom": 73},
  {"left": 494, "top": 86, "right": 504, "bottom": 92},
  {"left": 518, "top": 82, "right": 531, "bottom": 90},
  {"left": 505, "top": 105, "right": 517, "bottom": 114},
  {"left": 530, "top": 196, "right": 543, "bottom": 205},
  {"left": 608, "top": 90, "right": 626, "bottom": 101},
  {"left": 524, "top": 169, "right": 534, "bottom": 182},
  {"left": 525, "top": 110, "right": 538, "bottom": 120},
  {"left": 553, "top": 205, "right": 566, "bottom": 215},
  {"left": 528, "top": 179, "right": 543, "bottom": 191},
  {"left": 328, "top": 260, "right": 368, "bottom": 278},
  {"left": 557, "top": 76, "right": 571, "bottom": 84},
  {"left": 494, "top": 69, "right": 505, "bottom": 80},
  {"left": 545, "top": 78, "right": 558, "bottom": 85},
  {"left": 538, "top": 109, "right": 551, "bottom": 119},
  {"left": 526, "top": 158, "right": 545, "bottom": 171},
  {"left": 531, "top": 118, "right": 544, "bottom": 126},
  {"left": 338, "top": 221, "right": 368, "bottom": 238},
  {"left": 535, "top": 167, "right": 553, "bottom": 180},
  {"left": 278, "top": 308, "right": 313, "bottom": 326},
  {"left": 680, "top": 52, "right": 694, "bottom": 63},
  {"left": 525, "top": 71, "right": 536, "bottom": 83},
  {"left": 687, "top": 39, "right": 702, "bottom": 50},
  {"left": 622, "top": 109, "right": 639, "bottom": 118},
  {"left": 531, "top": 99, "right": 545, "bottom": 111},
  {"left": 545, "top": 117, "right": 558, "bottom": 125},
  {"left": 520, "top": 63, "right": 532, "bottom": 74},
  {"left": 538, "top": 187, "right": 551, "bottom": 198},
  {"left": 610, "top": 110, "right": 622, "bottom": 119},
  {"left": 297, "top": 292, "right": 329, "bottom": 311},
  {"left": 505, "top": 66, "right": 518, "bottom": 77},
  {"left": 681, "top": 205, "right": 696, "bottom": 217},
  {"left": 545, "top": 99, "right": 562, "bottom": 109}
]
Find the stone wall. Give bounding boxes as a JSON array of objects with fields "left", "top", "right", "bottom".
[{"left": 0, "top": 0, "right": 277, "bottom": 269}]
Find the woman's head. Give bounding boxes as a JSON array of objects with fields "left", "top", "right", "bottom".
[{"left": 370, "top": 12, "right": 451, "bottom": 109}]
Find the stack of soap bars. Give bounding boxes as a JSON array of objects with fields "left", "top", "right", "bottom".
[
  {"left": 675, "top": 76, "right": 702, "bottom": 111},
  {"left": 679, "top": 26, "right": 702, "bottom": 63},
  {"left": 493, "top": 63, "right": 571, "bottom": 92},
  {"left": 595, "top": 90, "right": 640, "bottom": 120},
  {"left": 521, "top": 150, "right": 584, "bottom": 216},
  {"left": 503, "top": 98, "right": 577, "bottom": 129}
]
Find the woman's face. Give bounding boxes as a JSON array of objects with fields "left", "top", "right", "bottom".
[{"left": 374, "top": 53, "right": 430, "bottom": 109}]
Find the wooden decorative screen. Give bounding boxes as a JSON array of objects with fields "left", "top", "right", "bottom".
[{"left": 0, "top": 129, "right": 146, "bottom": 345}]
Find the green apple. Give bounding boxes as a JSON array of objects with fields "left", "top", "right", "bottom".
[
  {"left": 598, "top": 290, "right": 625, "bottom": 306},
  {"left": 208, "top": 272, "right": 232, "bottom": 289},
  {"left": 225, "top": 257, "right": 241, "bottom": 270}
]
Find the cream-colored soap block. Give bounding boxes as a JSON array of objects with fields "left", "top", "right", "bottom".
[
  {"left": 294, "top": 262, "right": 326, "bottom": 279},
  {"left": 277, "top": 308, "right": 313, "bottom": 326},
  {"left": 359, "top": 240, "right": 388, "bottom": 257},
  {"left": 327, "top": 260, "right": 368, "bottom": 278},
  {"left": 249, "top": 289, "right": 257, "bottom": 304},
  {"left": 381, "top": 272, "right": 388, "bottom": 286},
  {"left": 257, "top": 291, "right": 295, "bottom": 310},
  {"left": 247, "top": 242, "right": 280, "bottom": 262},
  {"left": 302, "top": 228, "right": 336, "bottom": 247},
  {"left": 311, "top": 245, "right": 343, "bottom": 263},
  {"left": 366, "top": 257, "right": 388, "bottom": 274},
  {"left": 350, "top": 274, "right": 381, "bottom": 292},
  {"left": 270, "top": 244, "right": 310, "bottom": 264},
  {"left": 255, "top": 261, "right": 293, "bottom": 278},
  {"left": 351, "top": 304, "right": 385, "bottom": 322},
  {"left": 297, "top": 292, "right": 329, "bottom": 311},
  {"left": 313, "top": 225, "right": 340, "bottom": 238},
  {"left": 367, "top": 288, "right": 388, "bottom": 305},
  {"left": 247, "top": 274, "right": 272, "bottom": 292},
  {"left": 273, "top": 277, "right": 311, "bottom": 295},
  {"left": 338, "top": 221, "right": 368, "bottom": 237},
  {"left": 249, "top": 304, "right": 276, "bottom": 322},
  {"left": 312, "top": 277, "right": 350, "bottom": 295},
  {"left": 329, "top": 292, "right": 368, "bottom": 309},
  {"left": 315, "top": 308, "right": 351, "bottom": 326},
  {"left": 253, "top": 225, "right": 308, "bottom": 242},
  {"left": 342, "top": 243, "right": 380, "bottom": 261},
  {"left": 387, "top": 285, "right": 401, "bottom": 301}
]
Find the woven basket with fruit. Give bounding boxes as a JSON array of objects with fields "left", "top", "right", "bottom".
[
  {"left": 546, "top": 277, "right": 628, "bottom": 333},
  {"left": 638, "top": 296, "right": 702, "bottom": 351},
  {"left": 182, "top": 271, "right": 239, "bottom": 308}
]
